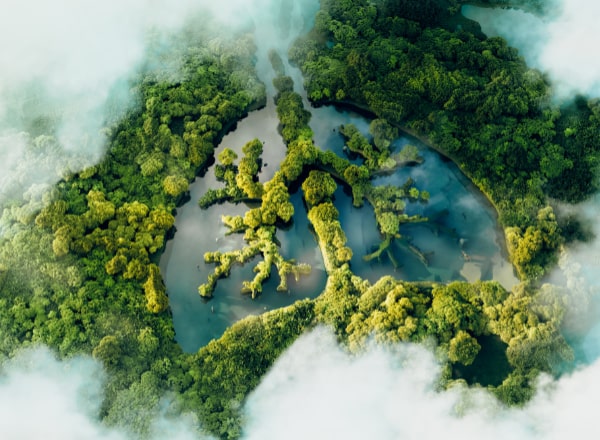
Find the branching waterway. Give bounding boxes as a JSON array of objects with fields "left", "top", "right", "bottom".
[
  {"left": 160, "top": 97, "right": 518, "bottom": 351},
  {"left": 159, "top": 1, "right": 518, "bottom": 352}
]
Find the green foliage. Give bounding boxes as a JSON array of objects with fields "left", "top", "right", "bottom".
[
  {"left": 307, "top": 202, "right": 352, "bottom": 271},
  {"left": 237, "top": 139, "right": 264, "bottom": 200},
  {"left": 261, "top": 171, "right": 294, "bottom": 224},
  {"left": 506, "top": 206, "right": 562, "bottom": 279},
  {"left": 314, "top": 268, "right": 361, "bottom": 335},
  {"left": 448, "top": 330, "right": 481, "bottom": 366},
  {"left": 218, "top": 148, "right": 238, "bottom": 166},
  {"left": 291, "top": 0, "right": 600, "bottom": 279},
  {"left": 163, "top": 175, "right": 189, "bottom": 198},
  {"left": 346, "top": 277, "right": 430, "bottom": 349},
  {"left": 275, "top": 87, "right": 313, "bottom": 144},
  {"left": 281, "top": 138, "right": 319, "bottom": 181},
  {"left": 200, "top": 138, "right": 265, "bottom": 207},
  {"left": 370, "top": 118, "right": 398, "bottom": 152},
  {"left": 143, "top": 264, "right": 169, "bottom": 313},
  {"left": 178, "top": 300, "right": 316, "bottom": 439},
  {"left": 0, "top": 5, "right": 582, "bottom": 439},
  {"left": 0, "top": 27, "right": 265, "bottom": 440},
  {"left": 198, "top": 149, "right": 307, "bottom": 298},
  {"left": 272, "top": 75, "right": 294, "bottom": 94},
  {"left": 268, "top": 49, "right": 286, "bottom": 77},
  {"left": 301, "top": 170, "right": 337, "bottom": 206}
]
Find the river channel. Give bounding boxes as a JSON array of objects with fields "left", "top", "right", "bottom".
[
  {"left": 159, "top": 97, "right": 518, "bottom": 352},
  {"left": 159, "top": 3, "right": 518, "bottom": 353}
]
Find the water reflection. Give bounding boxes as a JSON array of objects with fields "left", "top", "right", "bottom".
[
  {"left": 160, "top": 101, "right": 327, "bottom": 352},
  {"left": 311, "top": 106, "right": 517, "bottom": 287},
  {"left": 161, "top": 101, "right": 517, "bottom": 352}
]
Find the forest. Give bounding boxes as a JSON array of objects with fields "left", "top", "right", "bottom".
[{"left": 0, "top": 1, "right": 596, "bottom": 438}]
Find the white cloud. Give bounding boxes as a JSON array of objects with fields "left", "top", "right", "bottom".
[
  {"left": 0, "top": 0, "right": 209, "bottom": 205},
  {"left": 0, "top": 346, "right": 214, "bottom": 440},
  {"left": 463, "top": 1, "right": 600, "bottom": 99},
  {"left": 0, "top": 0, "right": 320, "bottom": 206},
  {"left": 242, "top": 326, "right": 600, "bottom": 440},
  {"left": 3, "top": 327, "right": 600, "bottom": 440},
  {"left": 3, "top": 1, "right": 600, "bottom": 439},
  {"left": 0, "top": 347, "right": 126, "bottom": 440}
]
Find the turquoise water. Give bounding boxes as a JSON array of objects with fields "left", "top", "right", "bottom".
[
  {"left": 159, "top": 2, "right": 518, "bottom": 353},
  {"left": 160, "top": 103, "right": 517, "bottom": 352}
]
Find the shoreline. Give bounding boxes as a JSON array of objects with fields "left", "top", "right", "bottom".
[{"left": 313, "top": 98, "right": 518, "bottom": 286}]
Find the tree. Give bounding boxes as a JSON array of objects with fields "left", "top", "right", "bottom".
[
  {"left": 369, "top": 118, "right": 398, "bottom": 152},
  {"left": 93, "top": 335, "right": 122, "bottom": 367},
  {"left": 273, "top": 76, "right": 294, "bottom": 94},
  {"left": 448, "top": 330, "right": 481, "bottom": 365},
  {"left": 143, "top": 264, "right": 169, "bottom": 313},
  {"left": 301, "top": 170, "right": 337, "bottom": 206},
  {"left": 163, "top": 175, "right": 189, "bottom": 198},
  {"left": 377, "top": 211, "right": 400, "bottom": 237},
  {"left": 261, "top": 172, "right": 293, "bottom": 224},
  {"left": 85, "top": 190, "right": 116, "bottom": 227},
  {"left": 218, "top": 148, "right": 238, "bottom": 166}
]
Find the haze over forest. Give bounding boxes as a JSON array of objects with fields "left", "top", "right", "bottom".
[{"left": 2, "top": 0, "right": 600, "bottom": 439}]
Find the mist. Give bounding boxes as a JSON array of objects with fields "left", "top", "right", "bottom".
[
  {"left": 3, "top": 0, "right": 600, "bottom": 439},
  {"left": 5, "top": 328, "right": 599, "bottom": 439},
  {"left": 0, "top": 346, "right": 213, "bottom": 440},
  {"left": 461, "top": 1, "right": 600, "bottom": 361},
  {"left": 243, "top": 327, "right": 599, "bottom": 439},
  {"left": 462, "top": 0, "right": 600, "bottom": 99},
  {"left": 0, "top": 0, "right": 199, "bottom": 203},
  {"left": 547, "top": 195, "right": 600, "bottom": 365},
  {"left": 0, "top": 347, "right": 125, "bottom": 439},
  {"left": 0, "top": 0, "right": 265, "bottom": 206}
]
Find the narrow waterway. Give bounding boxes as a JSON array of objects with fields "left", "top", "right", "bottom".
[
  {"left": 161, "top": 100, "right": 517, "bottom": 352},
  {"left": 159, "top": 2, "right": 518, "bottom": 353}
]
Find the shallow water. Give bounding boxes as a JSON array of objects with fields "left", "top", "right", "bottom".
[
  {"left": 160, "top": 101, "right": 517, "bottom": 352},
  {"left": 311, "top": 106, "right": 517, "bottom": 287},
  {"left": 159, "top": 4, "right": 518, "bottom": 352}
]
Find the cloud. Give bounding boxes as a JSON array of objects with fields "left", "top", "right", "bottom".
[
  {"left": 547, "top": 196, "right": 600, "bottom": 363},
  {"left": 0, "top": 0, "right": 324, "bottom": 241},
  {"left": 242, "top": 326, "right": 600, "bottom": 440},
  {"left": 0, "top": 347, "right": 126, "bottom": 440},
  {"left": 3, "top": 1, "right": 600, "bottom": 439},
  {"left": 0, "top": 0, "right": 211, "bottom": 204},
  {"left": 461, "top": 0, "right": 600, "bottom": 369},
  {"left": 0, "top": 346, "right": 214, "bottom": 440},
  {"left": 3, "top": 327, "right": 600, "bottom": 440},
  {"left": 462, "top": 1, "right": 600, "bottom": 99},
  {"left": 0, "top": 0, "right": 321, "bottom": 206}
]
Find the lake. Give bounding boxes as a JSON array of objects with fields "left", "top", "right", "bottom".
[
  {"left": 159, "top": 2, "right": 518, "bottom": 353},
  {"left": 160, "top": 99, "right": 518, "bottom": 352}
]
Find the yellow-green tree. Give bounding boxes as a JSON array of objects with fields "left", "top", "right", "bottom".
[
  {"left": 163, "top": 175, "right": 189, "bottom": 198},
  {"left": 143, "top": 264, "right": 168, "bottom": 313},
  {"left": 301, "top": 170, "right": 337, "bottom": 206}
]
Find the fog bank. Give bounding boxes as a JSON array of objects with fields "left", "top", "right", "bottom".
[
  {"left": 242, "top": 327, "right": 598, "bottom": 439},
  {"left": 0, "top": 0, "right": 207, "bottom": 204},
  {"left": 0, "top": 347, "right": 124, "bottom": 439},
  {"left": 463, "top": 0, "right": 600, "bottom": 99},
  {"left": 0, "top": 0, "right": 280, "bottom": 206},
  {"left": 0, "top": 346, "right": 213, "bottom": 440},
  {"left": 4, "top": 327, "right": 600, "bottom": 439}
]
